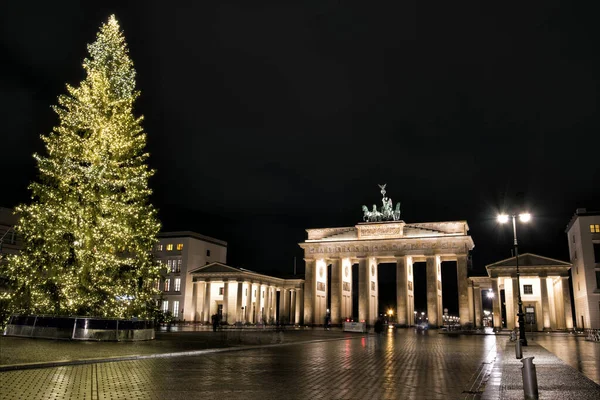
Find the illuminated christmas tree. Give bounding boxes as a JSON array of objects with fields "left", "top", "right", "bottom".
[{"left": 2, "top": 15, "right": 161, "bottom": 318}]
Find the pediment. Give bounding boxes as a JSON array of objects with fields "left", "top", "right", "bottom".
[
  {"left": 189, "top": 263, "right": 241, "bottom": 274},
  {"left": 487, "top": 253, "right": 571, "bottom": 269}
]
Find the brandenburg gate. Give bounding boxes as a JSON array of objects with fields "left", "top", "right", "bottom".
[{"left": 299, "top": 185, "right": 475, "bottom": 327}]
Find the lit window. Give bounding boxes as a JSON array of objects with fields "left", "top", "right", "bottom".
[
  {"left": 162, "top": 301, "right": 169, "bottom": 312},
  {"left": 523, "top": 284, "right": 533, "bottom": 295},
  {"left": 177, "top": 259, "right": 182, "bottom": 273},
  {"left": 173, "top": 301, "right": 179, "bottom": 316},
  {"left": 156, "top": 244, "right": 163, "bottom": 251},
  {"left": 590, "top": 224, "right": 600, "bottom": 233},
  {"left": 174, "top": 278, "right": 181, "bottom": 292},
  {"left": 164, "top": 279, "right": 170, "bottom": 292},
  {"left": 166, "top": 244, "right": 173, "bottom": 251},
  {"left": 176, "top": 243, "right": 183, "bottom": 251},
  {"left": 206, "top": 249, "right": 211, "bottom": 257},
  {"left": 219, "top": 287, "right": 224, "bottom": 295}
]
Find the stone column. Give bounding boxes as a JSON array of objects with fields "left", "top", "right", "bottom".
[
  {"left": 426, "top": 256, "right": 439, "bottom": 327},
  {"left": 303, "top": 259, "right": 315, "bottom": 325},
  {"left": 278, "top": 288, "right": 285, "bottom": 323},
  {"left": 358, "top": 257, "right": 369, "bottom": 323},
  {"left": 396, "top": 256, "right": 408, "bottom": 326},
  {"left": 474, "top": 286, "right": 482, "bottom": 327},
  {"left": 540, "top": 276, "right": 551, "bottom": 330},
  {"left": 330, "top": 259, "right": 342, "bottom": 325},
  {"left": 222, "top": 280, "right": 229, "bottom": 323},
  {"left": 265, "top": 285, "right": 271, "bottom": 323},
  {"left": 289, "top": 290, "right": 296, "bottom": 324},
  {"left": 196, "top": 280, "right": 206, "bottom": 322},
  {"left": 245, "top": 282, "right": 252, "bottom": 323},
  {"left": 561, "top": 277, "right": 574, "bottom": 330},
  {"left": 295, "top": 287, "right": 303, "bottom": 325},
  {"left": 457, "top": 255, "right": 470, "bottom": 325},
  {"left": 203, "top": 281, "right": 212, "bottom": 323},
  {"left": 492, "top": 278, "right": 501, "bottom": 330},
  {"left": 506, "top": 278, "right": 516, "bottom": 330},
  {"left": 236, "top": 280, "right": 244, "bottom": 323}
]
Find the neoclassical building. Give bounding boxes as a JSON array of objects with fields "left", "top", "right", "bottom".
[
  {"left": 189, "top": 263, "right": 304, "bottom": 324},
  {"left": 153, "top": 231, "right": 304, "bottom": 324},
  {"left": 300, "top": 220, "right": 475, "bottom": 327},
  {"left": 468, "top": 253, "right": 573, "bottom": 331}
]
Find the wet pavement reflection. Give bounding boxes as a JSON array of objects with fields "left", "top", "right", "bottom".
[
  {"left": 533, "top": 333, "right": 600, "bottom": 385},
  {"left": 1, "top": 328, "right": 501, "bottom": 399}
]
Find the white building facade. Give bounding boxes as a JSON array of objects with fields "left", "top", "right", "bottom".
[
  {"left": 189, "top": 263, "right": 304, "bottom": 324},
  {"left": 153, "top": 231, "right": 227, "bottom": 321},
  {"left": 484, "top": 253, "right": 573, "bottom": 331},
  {"left": 566, "top": 208, "right": 600, "bottom": 330}
]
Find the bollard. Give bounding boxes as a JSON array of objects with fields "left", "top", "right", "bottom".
[
  {"left": 521, "top": 357, "right": 539, "bottom": 399},
  {"left": 515, "top": 338, "right": 523, "bottom": 359}
]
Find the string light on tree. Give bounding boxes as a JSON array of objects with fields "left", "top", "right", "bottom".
[{"left": 1, "top": 15, "right": 161, "bottom": 320}]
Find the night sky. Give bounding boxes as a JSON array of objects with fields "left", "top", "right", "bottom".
[{"left": 2, "top": 2, "right": 599, "bottom": 313}]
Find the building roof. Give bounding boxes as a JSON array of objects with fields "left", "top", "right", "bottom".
[
  {"left": 485, "top": 253, "right": 571, "bottom": 278},
  {"left": 158, "top": 231, "right": 227, "bottom": 247},
  {"left": 189, "top": 262, "right": 304, "bottom": 288},
  {"left": 566, "top": 208, "right": 600, "bottom": 232}
]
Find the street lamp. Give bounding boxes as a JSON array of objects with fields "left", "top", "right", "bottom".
[{"left": 497, "top": 212, "right": 531, "bottom": 346}]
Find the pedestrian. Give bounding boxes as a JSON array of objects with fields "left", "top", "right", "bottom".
[
  {"left": 211, "top": 314, "right": 219, "bottom": 332},
  {"left": 374, "top": 316, "right": 384, "bottom": 334}
]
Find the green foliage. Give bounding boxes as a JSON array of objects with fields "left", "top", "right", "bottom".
[{"left": 1, "top": 15, "right": 161, "bottom": 319}]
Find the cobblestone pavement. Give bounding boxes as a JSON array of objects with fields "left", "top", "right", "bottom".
[
  {"left": 482, "top": 339, "right": 600, "bottom": 400},
  {"left": 0, "top": 328, "right": 352, "bottom": 367},
  {"left": 533, "top": 334, "right": 600, "bottom": 385},
  {"left": 1, "top": 329, "right": 499, "bottom": 400}
]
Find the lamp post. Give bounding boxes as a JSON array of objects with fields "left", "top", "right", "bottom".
[{"left": 497, "top": 212, "right": 531, "bottom": 346}]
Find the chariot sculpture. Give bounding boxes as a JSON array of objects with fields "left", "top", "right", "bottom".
[{"left": 361, "top": 184, "right": 401, "bottom": 222}]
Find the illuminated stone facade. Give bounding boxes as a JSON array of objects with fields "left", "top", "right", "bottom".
[
  {"left": 300, "top": 220, "right": 475, "bottom": 327},
  {"left": 481, "top": 253, "right": 573, "bottom": 331},
  {"left": 189, "top": 263, "right": 304, "bottom": 324}
]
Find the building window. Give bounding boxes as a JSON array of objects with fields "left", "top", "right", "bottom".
[
  {"left": 590, "top": 224, "right": 600, "bottom": 233},
  {"left": 164, "top": 279, "right": 170, "bottom": 292},
  {"left": 206, "top": 249, "right": 211, "bottom": 257},
  {"left": 166, "top": 244, "right": 173, "bottom": 251},
  {"left": 523, "top": 284, "right": 533, "bottom": 295},
  {"left": 219, "top": 287, "right": 224, "bottom": 295},
  {"left": 162, "top": 301, "right": 169, "bottom": 312},
  {"left": 596, "top": 271, "right": 600, "bottom": 290},
  {"left": 574, "top": 251, "right": 577, "bottom": 260},
  {"left": 154, "top": 279, "right": 160, "bottom": 290},
  {"left": 174, "top": 278, "right": 181, "bottom": 292},
  {"left": 176, "top": 243, "right": 183, "bottom": 251},
  {"left": 576, "top": 266, "right": 579, "bottom": 275},
  {"left": 173, "top": 301, "right": 179, "bottom": 316},
  {"left": 156, "top": 244, "right": 163, "bottom": 251},
  {"left": 594, "top": 243, "right": 600, "bottom": 263},
  {"left": 572, "top": 235, "right": 576, "bottom": 244},
  {"left": 177, "top": 259, "right": 182, "bottom": 272}
]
